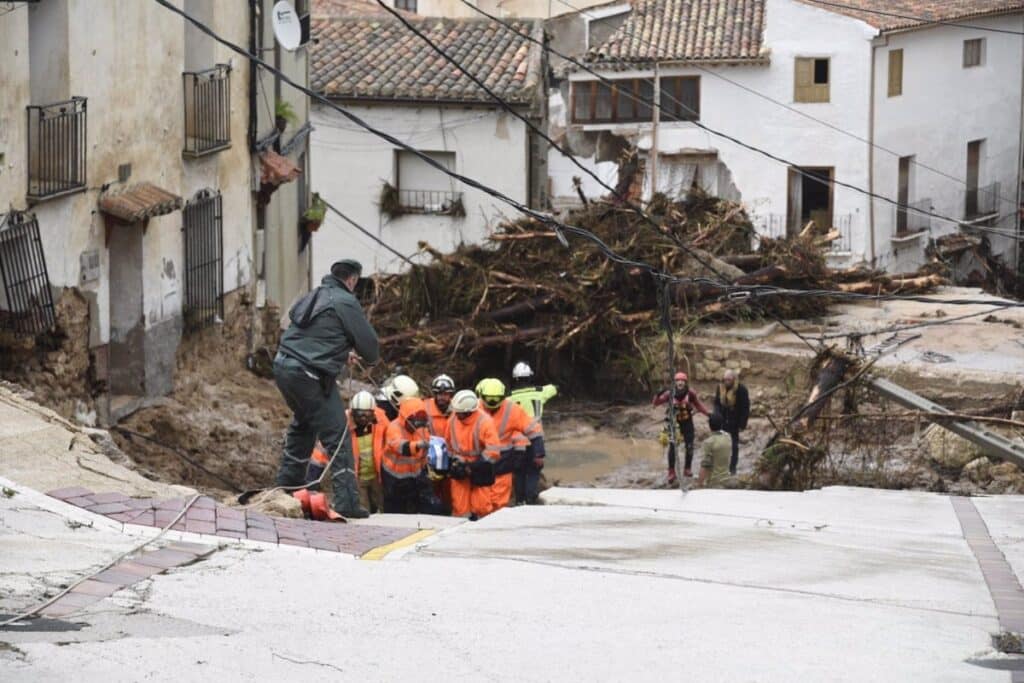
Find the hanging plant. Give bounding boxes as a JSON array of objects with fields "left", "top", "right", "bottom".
[
  {"left": 303, "top": 192, "right": 327, "bottom": 232},
  {"left": 275, "top": 100, "right": 298, "bottom": 133},
  {"left": 380, "top": 182, "right": 405, "bottom": 218}
]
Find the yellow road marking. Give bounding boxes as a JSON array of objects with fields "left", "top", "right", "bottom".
[{"left": 361, "top": 529, "right": 436, "bottom": 561}]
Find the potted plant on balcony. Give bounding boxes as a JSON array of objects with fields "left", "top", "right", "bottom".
[
  {"left": 275, "top": 100, "right": 298, "bottom": 134},
  {"left": 303, "top": 192, "right": 327, "bottom": 232}
]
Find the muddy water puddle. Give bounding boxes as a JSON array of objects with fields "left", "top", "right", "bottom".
[{"left": 544, "top": 434, "right": 664, "bottom": 484}]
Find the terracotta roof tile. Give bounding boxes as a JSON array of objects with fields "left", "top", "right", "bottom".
[
  {"left": 796, "top": 0, "right": 1024, "bottom": 32},
  {"left": 311, "top": 17, "right": 544, "bottom": 104},
  {"left": 98, "top": 183, "right": 182, "bottom": 223},
  {"left": 587, "top": 0, "right": 767, "bottom": 65}
]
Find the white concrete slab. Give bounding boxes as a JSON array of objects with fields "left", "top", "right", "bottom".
[{"left": 0, "top": 484, "right": 1013, "bottom": 681}]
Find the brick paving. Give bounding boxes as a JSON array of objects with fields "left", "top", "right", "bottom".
[
  {"left": 38, "top": 541, "right": 216, "bottom": 619},
  {"left": 47, "top": 488, "right": 415, "bottom": 556},
  {"left": 950, "top": 495, "right": 1024, "bottom": 681}
]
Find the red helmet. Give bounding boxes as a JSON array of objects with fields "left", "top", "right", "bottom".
[{"left": 674, "top": 372, "right": 688, "bottom": 382}]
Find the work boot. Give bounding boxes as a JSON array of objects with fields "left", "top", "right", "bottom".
[
  {"left": 667, "top": 467, "right": 677, "bottom": 485},
  {"left": 342, "top": 506, "right": 370, "bottom": 519},
  {"left": 683, "top": 468, "right": 693, "bottom": 477},
  {"left": 330, "top": 448, "right": 368, "bottom": 518}
]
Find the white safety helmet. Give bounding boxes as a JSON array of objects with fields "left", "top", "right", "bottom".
[
  {"left": 386, "top": 374, "right": 419, "bottom": 406},
  {"left": 350, "top": 390, "right": 375, "bottom": 412},
  {"left": 431, "top": 374, "right": 456, "bottom": 394},
  {"left": 512, "top": 361, "right": 534, "bottom": 380},
  {"left": 451, "top": 389, "right": 479, "bottom": 414}
]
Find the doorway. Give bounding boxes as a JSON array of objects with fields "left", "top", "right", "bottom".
[
  {"left": 787, "top": 166, "right": 834, "bottom": 237},
  {"left": 107, "top": 222, "right": 145, "bottom": 398}
]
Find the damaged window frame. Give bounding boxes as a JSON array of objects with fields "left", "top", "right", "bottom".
[{"left": 571, "top": 76, "right": 699, "bottom": 124}]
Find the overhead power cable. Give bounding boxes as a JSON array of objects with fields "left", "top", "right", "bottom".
[
  {"left": 464, "top": 0, "right": 1019, "bottom": 239},
  {"left": 153, "top": 0, "right": 1024, "bottom": 312},
  {"left": 817, "top": 303, "right": 1017, "bottom": 340},
  {"left": 542, "top": 0, "right": 1021, "bottom": 208},
  {"left": 800, "top": 0, "right": 1024, "bottom": 35}
]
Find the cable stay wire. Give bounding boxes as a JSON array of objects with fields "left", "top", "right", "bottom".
[
  {"left": 799, "top": 0, "right": 1024, "bottom": 36},
  {"left": 543, "top": 0, "right": 1021, "bottom": 208},
  {"left": 462, "top": 0, "right": 1019, "bottom": 239},
  {"left": 153, "top": 0, "right": 1024, "bottom": 314},
  {"left": 816, "top": 303, "right": 1018, "bottom": 340}
]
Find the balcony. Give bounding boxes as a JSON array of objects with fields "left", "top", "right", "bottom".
[
  {"left": 26, "top": 97, "right": 87, "bottom": 202},
  {"left": 964, "top": 182, "right": 1000, "bottom": 221},
  {"left": 183, "top": 64, "right": 231, "bottom": 157},
  {"left": 396, "top": 189, "right": 465, "bottom": 217},
  {"left": 895, "top": 198, "right": 932, "bottom": 237}
]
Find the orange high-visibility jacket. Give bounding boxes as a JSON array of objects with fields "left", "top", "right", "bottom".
[
  {"left": 349, "top": 407, "right": 388, "bottom": 482},
  {"left": 445, "top": 410, "right": 501, "bottom": 464},
  {"left": 425, "top": 397, "right": 450, "bottom": 437},
  {"left": 384, "top": 419, "right": 431, "bottom": 479},
  {"left": 486, "top": 399, "right": 543, "bottom": 449}
]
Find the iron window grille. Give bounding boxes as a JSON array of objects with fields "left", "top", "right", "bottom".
[
  {"left": 182, "top": 189, "right": 224, "bottom": 332},
  {"left": 183, "top": 64, "right": 231, "bottom": 157},
  {"left": 397, "top": 189, "right": 463, "bottom": 215},
  {"left": 0, "top": 211, "right": 56, "bottom": 336},
  {"left": 26, "top": 97, "right": 87, "bottom": 202}
]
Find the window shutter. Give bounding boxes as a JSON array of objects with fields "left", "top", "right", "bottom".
[
  {"left": 888, "top": 49, "right": 903, "bottom": 97},
  {"left": 794, "top": 58, "right": 813, "bottom": 102}
]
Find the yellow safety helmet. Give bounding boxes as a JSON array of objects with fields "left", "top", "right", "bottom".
[{"left": 476, "top": 377, "right": 506, "bottom": 409}]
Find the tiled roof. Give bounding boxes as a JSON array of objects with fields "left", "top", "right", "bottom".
[
  {"left": 312, "top": 0, "right": 414, "bottom": 18},
  {"left": 312, "top": 17, "right": 544, "bottom": 104},
  {"left": 586, "top": 0, "right": 767, "bottom": 65},
  {"left": 98, "top": 183, "right": 182, "bottom": 223},
  {"left": 796, "top": 0, "right": 1024, "bottom": 32}
]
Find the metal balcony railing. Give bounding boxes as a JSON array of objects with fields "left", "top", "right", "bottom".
[
  {"left": 828, "top": 214, "right": 854, "bottom": 253},
  {"left": 752, "top": 214, "right": 786, "bottom": 242},
  {"left": 965, "top": 182, "right": 1000, "bottom": 220},
  {"left": 397, "top": 189, "right": 464, "bottom": 215},
  {"left": 895, "top": 198, "right": 932, "bottom": 236},
  {"left": 183, "top": 64, "right": 231, "bottom": 157},
  {"left": 27, "top": 97, "right": 87, "bottom": 201}
]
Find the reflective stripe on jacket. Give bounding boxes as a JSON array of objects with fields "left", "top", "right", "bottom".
[
  {"left": 425, "top": 398, "right": 450, "bottom": 437},
  {"left": 346, "top": 407, "right": 389, "bottom": 483},
  {"left": 383, "top": 419, "right": 429, "bottom": 479},
  {"left": 488, "top": 400, "right": 543, "bottom": 449},
  {"left": 445, "top": 410, "right": 501, "bottom": 463},
  {"left": 509, "top": 384, "right": 557, "bottom": 419}
]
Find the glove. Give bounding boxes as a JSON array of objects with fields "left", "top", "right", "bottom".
[
  {"left": 415, "top": 440, "right": 430, "bottom": 453},
  {"left": 449, "top": 459, "right": 468, "bottom": 480},
  {"left": 658, "top": 429, "right": 669, "bottom": 447},
  {"left": 533, "top": 457, "right": 544, "bottom": 470}
]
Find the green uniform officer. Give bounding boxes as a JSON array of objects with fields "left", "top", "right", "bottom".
[
  {"left": 273, "top": 259, "right": 379, "bottom": 518},
  {"left": 697, "top": 413, "right": 733, "bottom": 489}
]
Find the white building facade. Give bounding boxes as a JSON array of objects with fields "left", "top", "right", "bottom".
[
  {"left": 558, "top": 0, "right": 1024, "bottom": 272},
  {"left": 309, "top": 16, "right": 547, "bottom": 275}
]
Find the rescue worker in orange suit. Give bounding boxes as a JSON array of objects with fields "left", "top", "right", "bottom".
[
  {"left": 445, "top": 390, "right": 502, "bottom": 520},
  {"left": 425, "top": 374, "right": 455, "bottom": 436},
  {"left": 383, "top": 398, "right": 444, "bottom": 514},
  {"left": 652, "top": 371, "right": 710, "bottom": 483},
  {"left": 425, "top": 374, "right": 456, "bottom": 509},
  {"left": 307, "top": 390, "right": 388, "bottom": 513},
  {"left": 476, "top": 378, "right": 545, "bottom": 508}
]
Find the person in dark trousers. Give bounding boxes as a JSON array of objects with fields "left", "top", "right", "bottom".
[
  {"left": 273, "top": 259, "right": 380, "bottom": 518},
  {"left": 714, "top": 369, "right": 750, "bottom": 475},
  {"left": 653, "top": 372, "right": 710, "bottom": 483}
]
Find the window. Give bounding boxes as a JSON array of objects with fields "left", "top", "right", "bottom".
[
  {"left": 571, "top": 77, "right": 677, "bottom": 124},
  {"left": 183, "top": 64, "right": 232, "bottom": 157},
  {"left": 963, "top": 39, "right": 984, "bottom": 68},
  {"left": 394, "top": 150, "right": 462, "bottom": 215},
  {"left": 182, "top": 190, "right": 224, "bottom": 332},
  {"left": 395, "top": 0, "right": 417, "bottom": 11},
  {"left": 887, "top": 49, "right": 903, "bottom": 97},
  {"left": 896, "top": 155, "right": 912, "bottom": 235},
  {"left": 963, "top": 139, "right": 998, "bottom": 219},
  {"left": 0, "top": 211, "right": 56, "bottom": 336},
  {"left": 794, "top": 57, "right": 830, "bottom": 103},
  {"left": 786, "top": 167, "right": 833, "bottom": 236},
  {"left": 660, "top": 76, "right": 700, "bottom": 121}
]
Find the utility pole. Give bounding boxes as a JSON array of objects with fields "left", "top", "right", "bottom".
[{"left": 649, "top": 63, "right": 660, "bottom": 201}]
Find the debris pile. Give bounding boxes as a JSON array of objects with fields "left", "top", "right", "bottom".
[{"left": 365, "top": 195, "right": 945, "bottom": 391}]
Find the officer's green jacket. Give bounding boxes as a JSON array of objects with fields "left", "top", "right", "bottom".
[
  {"left": 277, "top": 273, "right": 380, "bottom": 377},
  {"left": 510, "top": 384, "right": 558, "bottom": 419}
]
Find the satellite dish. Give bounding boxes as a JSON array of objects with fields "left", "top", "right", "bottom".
[{"left": 272, "top": 1, "right": 301, "bottom": 51}]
